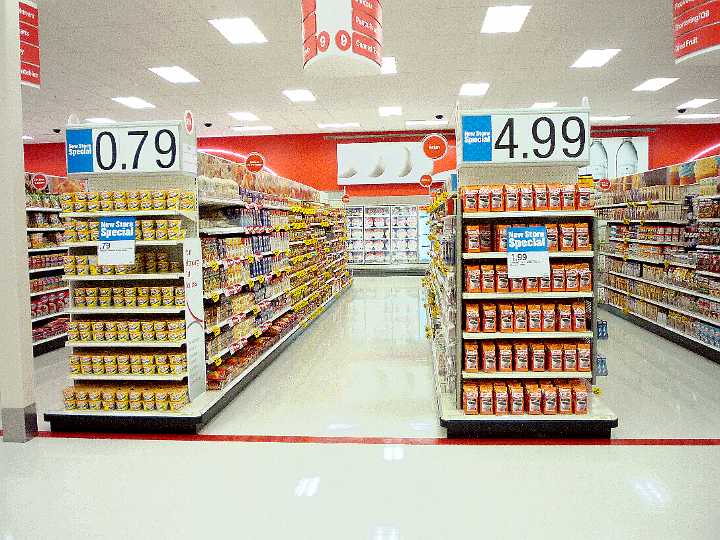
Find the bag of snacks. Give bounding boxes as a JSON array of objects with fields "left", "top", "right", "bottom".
[
  {"left": 525, "top": 384, "right": 542, "bottom": 414},
  {"left": 548, "top": 184, "right": 562, "bottom": 210},
  {"left": 528, "top": 304, "right": 542, "bottom": 332},
  {"left": 482, "top": 343, "right": 496, "bottom": 372},
  {"left": 560, "top": 223, "right": 576, "bottom": 251},
  {"left": 578, "top": 264, "right": 592, "bottom": 291},
  {"left": 499, "top": 304, "right": 514, "bottom": 333},
  {"left": 552, "top": 264, "right": 566, "bottom": 291},
  {"left": 505, "top": 184, "right": 520, "bottom": 211},
  {"left": 498, "top": 343, "right": 513, "bottom": 371},
  {"left": 557, "top": 304, "right": 573, "bottom": 332},
  {"left": 572, "top": 303, "right": 587, "bottom": 331},
  {"left": 479, "top": 224, "right": 493, "bottom": 252},
  {"left": 466, "top": 303, "right": 481, "bottom": 332},
  {"left": 561, "top": 185, "right": 576, "bottom": 210},
  {"left": 481, "top": 265, "right": 496, "bottom": 292},
  {"left": 496, "top": 224, "right": 510, "bottom": 252},
  {"left": 558, "top": 385, "right": 573, "bottom": 414},
  {"left": 464, "top": 342, "right": 480, "bottom": 372},
  {"left": 542, "top": 385, "right": 557, "bottom": 414},
  {"left": 563, "top": 344, "right": 577, "bottom": 371},
  {"left": 463, "top": 383, "right": 479, "bottom": 414},
  {"left": 463, "top": 187, "right": 479, "bottom": 212},
  {"left": 495, "top": 265, "right": 509, "bottom": 292},
  {"left": 578, "top": 343, "right": 592, "bottom": 371},
  {"left": 513, "top": 304, "right": 527, "bottom": 331},
  {"left": 494, "top": 384, "right": 509, "bottom": 415},
  {"left": 466, "top": 265, "right": 482, "bottom": 293},
  {"left": 477, "top": 186, "right": 492, "bottom": 211},
  {"left": 520, "top": 185, "right": 535, "bottom": 211},
  {"left": 565, "top": 265, "right": 579, "bottom": 291},
  {"left": 546, "top": 224, "right": 559, "bottom": 252},
  {"left": 575, "top": 223, "right": 591, "bottom": 250},
  {"left": 513, "top": 342, "right": 529, "bottom": 371},
  {"left": 491, "top": 185, "right": 505, "bottom": 211},
  {"left": 547, "top": 343, "right": 563, "bottom": 371},
  {"left": 479, "top": 384, "right": 494, "bottom": 415},
  {"left": 542, "top": 304, "right": 556, "bottom": 331},
  {"left": 465, "top": 225, "right": 481, "bottom": 252},
  {"left": 510, "top": 276, "right": 525, "bottom": 292},
  {"left": 482, "top": 304, "right": 497, "bottom": 332},
  {"left": 530, "top": 343, "right": 545, "bottom": 371},
  {"left": 534, "top": 184, "right": 549, "bottom": 210},
  {"left": 577, "top": 185, "right": 593, "bottom": 209},
  {"left": 525, "top": 276, "right": 540, "bottom": 292}
]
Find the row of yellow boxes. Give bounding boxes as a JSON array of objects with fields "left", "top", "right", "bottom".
[
  {"left": 63, "top": 384, "right": 189, "bottom": 411},
  {"left": 68, "top": 319, "right": 186, "bottom": 343},
  {"left": 61, "top": 190, "right": 195, "bottom": 212},
  {"left": 70, "top": 352, "right": 187, "bottom": 376}
]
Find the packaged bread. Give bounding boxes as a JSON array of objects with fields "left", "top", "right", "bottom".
[
  {"left": 499, "top": 304, "right": 514, "bottom": 333},
  {"left": 530, "top": 343, "right": 545, "bottom": 371},
  {"left": 560, "top": 223, "right": 576, "bottom": 251},
  {"left": 495, "top": 265, "right": 509, "bottom": 292},
  {"left": 510, "top": 276, "right": 525, "bottom": 292},
  {"left": 557, "top": 304, "right": 573, "bottom": 332},
  {"left": 561, "top": 185, "right": 576, "bottom": 210},
  {"left": 464, "top": 342, "right": 480, "bottom": 372},
  {"left": 558, "top": 385, "right": 573, "bottom": 414},
  {"left": 547, "top": 343, "right": 563, "bottom": 371},
  {"left": 478, "top": 224, "right": 493, "bottom": 252},
  {"left": 509, "top": 385, "right": 525, "bottom": 415},
  {"left": 496, "top": 224, "right": 510, "bottom": 252},
  {"left": 534, "top": 184, "right": 549, "bottom": 210},
  {"left": 552, "top": 264, "right": 566, "bottom": 291},
  {"left": 546, "top": 224, "right": 559, "bottom": 252},
  {"left": 578, "top": 263, "right": 592, "bottom": 291},
  {"left": 525, "top": 384, "right": 542, "bottom": 415},
  {"left": 494, "top": 384, "right": 509, "bottom": 415},
  {"left": 498, "top": 343, "right": 513, "bottom": 371},
  {"left": 466, "top": 303, "right": 481, "bottom": 332},
  {"left": 481, "top": 265, "right": 496, "bottom": 292},
  {"left": 548, "top": 184, "right": 562, "bottom": 210},
  {"left": 463, "top": 187, "right": 479, "bottom": 212},
  {"left": 482, "top": 304, "right": 497, "bottom": 332},
  {"left": 575, "top": 223, "right": 591, "bottom": 251},
  {"left": 528, "top": 304, "right": 542, "bottom": 332},
  {"left": 563, "top": 344, "right": 578, "bottom": 371},
  {"left": 482, "top": 342, "right": 496, "bottom": 372},
  {"left": 525, "top": 276, "right": 540, "bottom": 292},
  {"left": 477, "top": 185, "right": 491, "bottom": 211},
  {"left": 520, "top": 185, "right": 535, "bottom": 211},
  {"left": 572, "top": 303, "right": 587, "bottom": 331},
  {"left": 513, "top": 304, "right": 527, "bottom": 332},
  {"left": 479, "top": 384, "right": 494, "bottom": 415},
  {"left": 490, "top": 185, "right": 505, "bottom": 211},
  {"left": 466, "top": 265, "right": 482, "bottom": 293},
  {"left": 465, "top": 225, "right": 481, "bottom": 253},
  {"left": 540, "top": 274, "right": 552, "bottom": 292},
  {"left": 513, "top": 342, "right": 529, "bottom": 371},
  {"left": 577, "top": 185, "right": 593, "bottom": 209},
  {"left": 505, "top": 184, "right": 520, "bottom": 211},
  {"left": 573, "top": 384, "right": 589, "bottom": 414},
  {"left": 565, "top": 265, "right": 579, "bottom": 291},
  {"left": 463, "top": 383, "right": 479, "bottom": 415},
  {"left": 542, "top": 304, "right": 556, "bottom": 331},
  {"left": 542, "top": 385, "right": 558, "bottom": 414},
  {"left": 578, "top": 343, "right": 592, "bottom": 371}
]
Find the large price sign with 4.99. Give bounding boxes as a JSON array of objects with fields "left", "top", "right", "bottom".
[
  {"left": 66, "top": 121, "right": 197, "bottom": 175},
  {"left": 459, "top": 109, "right": 590, "bottom": 166}
]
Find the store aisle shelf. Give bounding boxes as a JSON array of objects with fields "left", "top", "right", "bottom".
[
  {"left": 697, "top": 270, "right": 720, "bottom": 278},
  {"left": 599, "top": 251, "right": 696, "bottom": 269},
  {"left": 608, "top": 237, "right": 685, "bottom": 246},
  {"left": 28, "top": 246, "right": 66, "bottom": 253},
  {"left": 62, "top": 209, "right": 196, "bottom": 220},
  {"left": 462, "top": 371, "right": 592, "bottom": 380},
  {"left": 66, "top": 340, "right": 186, "bottom": 348},
  {"left": 64, "top": 273, "right": 184, "bottom": 281},
  {"left": 697, "top": 218, "right": 720, "bottom": 223},
  {"left": 463, "top": 331, "right": 593, "bottom": 340},
  {"left": 697, "top": 245, "right": 720, "bottom": 251},
  {"left": 64, "top": 240, "right": 184, "bottom": 248},
  {"left": 31, "top": 312, "right": 66, "bottom": 323},
  {"left": 67, "top": 306, "right": 185, "bottom": 315},
  {"left": 463, "top": 291, "right": 592, "bottom": 300},
  {"left": 30, "top": 287, "right": 69, "bottom": 298},
  {"left": 26, "top": 207, "right": 61, "bottom": 213},
  {"left": 463, "top": 251, "right": 594, "bottom": 260},
  {"left": 604, "top": 219, "right": 688, "bottom": 224},
  {"left": 594, "top": 200, "right": 679, "bottom": 209},
  {"left": 463, "top": 210, "right": 595, "bottom": 219},
  {"left": 71, "top": 373, "right": 187, "bottom": 382},
  {"left": 606, "top": 271, "right": 720, "bottom": 302},
  {"left": 33, "top": 333, "right": 68, "bottom": 346},
  {"left": 27, "top": 227, "right": 65, "bottom": 233},
  {"left": 29, "top": 266, "right": 64, "bottom": 274}
]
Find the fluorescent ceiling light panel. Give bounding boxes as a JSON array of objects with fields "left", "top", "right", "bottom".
[
  {"left": 406, "top": 119, "right": 448, "bottom": 127},
  {"left": 381, "top": 57, "right": 397, "bottom": 74},
  {"left": 148, "top": 66, "right": 199, "bottom": 84},
  {"left": 208, "top": 18, "right": 267, "bottom": 44},
  {"left": 481, "top": 5, "right": 532, "bottom": 33},
  {"left": 379, "top": 106, "right": 402, "bottom": 117},
  {"left": 231, "top": 125, "right": 274, "bottom": 132},
  {"left": 572, "top": 49, "right": 621, "bottom": 68},
  {"left": 459, "top": 82, "right": 490, "bottom": 96},
  {"left": 22, "top": 135, "right": 33, "bottom": 140},
  {"left": 229, "top": 111, "right": 259, "bottom": 121},
  {"left": 677, "top": 98, "right": 718, "bottom": 109},
  {"left": 675, "top": 113, "right": 720, "bottom": 119},
  {"left": 531, "top": 102, "right": 558, "bottom": 108},
  {"left": 283, "top": 89, "right": 316, "bottom": 102},
  {"left": 633, "top": 78, "right": 678, "bottom": 92},
  {"left": 85, "top": 118, "right": 116, "bottom": 124},
  {"left": 112, "top": 96, "right": 155, "bottom": 109},
  {"left": 590, "top": 115, "right": 631, "bottom": 122},
  {"left": 317, "top": 123, "right": 361, "bottom": 129}
]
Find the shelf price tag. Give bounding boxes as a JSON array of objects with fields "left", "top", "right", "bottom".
[
  {"left": 98, "top": 217, "right": 136, "bottom": 265},
  {"left": 506, "top": 227, "right": 550, "bottom": 279}
]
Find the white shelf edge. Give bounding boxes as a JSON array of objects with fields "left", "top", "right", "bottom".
[
  {"left": 462, "top": 371, "right": 593, "bottom": 379},
  {"left": 33, "top": 333, "right": 68, "bottom": 346},
  {"left": 29, "top": 266, "right": 64, "bottom": 274},
  {"left": 30, "top": 287, "right": 69, "bottom": 298},
  {"left": 28, "top": 246, "right": 66, "bottom": 253},
  {"left": 606, "top": 271, "right": 720, "bottom": 303},
  {"left": 26, "top": 207, "right": 61, "bottom": 213},
  {"left": 697, "top": 245, "right": 720, "bottom": 252},
  {"left": 67, "top": 341, "right": 186, "bottom": 348},
  {"left": 598, "top": 251, "right": 696, "bottom": 269},
  {"left": 594, "top": 200, "right": 680, "bottom": 209},
  {"left": 697, "top": 270, "right": 720, "bottom": 278},
  {"left": 27, "top": 227, "right": 65, "bottom": 233},
  {"left": 463, "top": 331, "right": 593, "bottom": 340},
  {"left": 62, "top": 210, "right": 195, "bottom": 220},
  {"left": 31, "top": 312, "right": 67, "bottom": 323},
  {"left": 463, "top": 210, "right": 595, "bottom": 219},
  {"left": 67, "top": 307, "right": 185, "bottom": 315},
  {"left": 462, "top": 291, "right": 593, "bottom": 300},
  {"left": 71, "top": 373, "right": 187, "bottom": 382},
  {"left": 63, "top": 240, "right": 184, "bottom": 248},
  {"left": 463, "top": 251, "right": 594, "bottom": 260},
  {"left": 604, "top": 219, "right": 688, "bottom": 225},
  {"left": 608, "top": 237, "right": 685, "bottom": 246},
  {"left": 64, "top": 273, "right": 184, "bottom": 281}
]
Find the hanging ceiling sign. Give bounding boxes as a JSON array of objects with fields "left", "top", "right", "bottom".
[
  {"left": 19, "top": 1, "right": 40, "bottom": 87},
  {"left": 302, "top": 0, "right": 383, "bottom": 76},
  {"left": 674, "top": 0, "right": 720, "bottom": 62}
]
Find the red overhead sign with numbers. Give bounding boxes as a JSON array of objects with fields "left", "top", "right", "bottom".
[
  {"left": 19, "top": 1, "right": 40, "bottom": 87},
  {"left": 674, "top": 0, "right": 720, "bottom": 63}
]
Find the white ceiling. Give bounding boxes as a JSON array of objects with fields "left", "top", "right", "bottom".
[{"left": 22, "top": 0, "right": 720, "bottom": 142}]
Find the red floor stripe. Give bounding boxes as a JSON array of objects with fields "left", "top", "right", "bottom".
[{"left": 30, "top": 431, "right": 720, "bottom": 446}]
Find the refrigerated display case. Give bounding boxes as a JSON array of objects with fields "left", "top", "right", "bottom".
[
  {"left": 391, "top": 206, "right": 419, "bottom": 264},
  {"left": 364, "top": 206, "right": 391, "bottom": 264},
  {"left": 347, "top": 206, "right": 365, "bottom": 264},
  {"left": 418, "top": 209, "right": 431, "bottom": 263}
]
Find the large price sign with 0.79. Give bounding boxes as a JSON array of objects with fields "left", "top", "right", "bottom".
[
  {"left": 66, "top": 120, "right": 197, "bottom": 175},
  {"left": 459, "top": 109, "right": 590, "bottom": 166}
]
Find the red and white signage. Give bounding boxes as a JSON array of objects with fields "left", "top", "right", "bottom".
[
  {"left": 302, "top": 0, "right": 383, "bottom": 75},
  {"left": 598, "top": 178, "right": 612, "bottom": 192},
  {"left": 419, "top": 175, "right": 433, "bottom": 189},
  {"left": 422, "top": 134, "right": 449, "bottom": 161},
  {"left": 184, "top": 110, "right": 194, "bottom": 135},
  {"left": 341, "top": 193, "right": 351, "bottom": 204},
  {"left": 31, "top": 174, "right": 47, "bottom": 191},
  {"left": 19, "top": 1, "right": 40, "bottom": 87},
  {"left": 245, "top": 153, "right": 265, "bottom": 173},
  {"left": 674, "top": 0, "right": 720, "bottom": 62}
]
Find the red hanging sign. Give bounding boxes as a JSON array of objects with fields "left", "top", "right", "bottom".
[
  {"left": 31, "top": 174, "right": 48, "bottom": 191},
  {"left": 19, "top": 1, "right": 40, "bottom": 87},
  {"left": 423, "top": 134, "right": 449, "bottom": 160},
  {"left": 246, "top": 153, "right": 265, "bottom": 173},
  {"left": 419, "top": 175, "right": 433, "bottom": 189},
  {"left": 674, "top": 0, "right": 720, "bottom": 62}
]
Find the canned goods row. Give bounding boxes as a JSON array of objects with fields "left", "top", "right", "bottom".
[
  {"left": 70, "top": 352, "right": 187, "bottom": 376},
  {"left": 63, "top": 219, "right": 185, "bottom": 242},
  {"left": 68, "top": 319, "right": 186, "bottom": 343},
  {"left": 64, "top": 254, "right": 182, "bottom": 276},
  {"left": 29, "top": 253, "right": 64, "bottom": 269},
  {"left": 60, "top": 190, "right": 196, "bottom": 213},
  {"left": 73, "top": 286, "right": 185, "bottom": 309},
  {"left": 62, "top": 383, "right": 189, "bottom": 412}
]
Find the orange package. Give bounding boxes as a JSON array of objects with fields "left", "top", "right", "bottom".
[
  {"left": 496, "top": 224, "right": 510, "bottom": 252},
  {"left": 565, "top": 264, "right": 579, "bottom": 292},
  {"left": 573, "top": 384, "right": 589, "bottom": 414},
  {"left": 551, "top": 264, "right": 566, "bottom": 291},
  {"left": 557, "top": 304, "right": 573, "bottom": 332},
  {"left": 559, "top": 223, "right": 576, "bottom": 251},
  {"left": 466, "top": 265, "right": 482, "bottom": 293},
  {"left": 561, "top": 185, "right": 576, "bottom": 210},
  {"left": 546, "top": 224, "right": 559, "bottom": 252},
  {"left": 530, "top": 343, "right": 546, "bottom": 371},
  {"left": 479, "top": 384, "right": 494, "bottom": 415},
  {"left": 479, "top": 224, "right": 493, "bottom": 252},
  {"left": 490, "top": 185, "right": 505, "bottom": 211},
  {"left": 482, "top": 342, "right": 496, "bottom": 372},
  {"left": 494, "top": 384, "right": 509, "bottom": 415},
  {"left": 563, "top": 344, "right": 577, "bottom": 371},
  {"left": 577, "top": 185, "right": 593, "bottom": 209},
  {"left": 498, "top": 304, "right": 514, "bottom": 334},
  {"left": 482, "top": 343, "right": 497, "bottom": 372},
  {"left": 519, "top": 185, "right": 535, "bottom": 211},
  {"left": 482, "top": 304, "right": 497, "bottom": 333},
  {"left": 575, "top": 223, "right": 591, "bottom": 251},
  {"left": 539, "top": 274, "right": 552, "bottom": 292},
  {"left": 528, "top": 304, "right": 542, "bottom": 332},
  {"left": 578, "top": 343, "right": 592, "bottom": 371},
  {"left": 525, "top": 276, "right": 540, "bottom": 292},
  {"left": 466, "top": 303, "right": 481, "bottom": 333},
  {"left": 534, "top": 184, "right": 549, "bottom": 210},
  {"left": 558, "top": 385, "right": 573, "bottom": 414},
  {"left": 463, "top": 187, "right": 479, "bottom": 213},
  {"left": 548, "top": 184, "right": 562, "bottom": 210},
  {"left": 572, "top": 303, "right": 587, "bottom": 331},
  {"left": 481, "top": 265, "right": 496, "bottom": 292},
  {"left": 525, "top": 384, "right": 542, "bottom": 415},
  {"left": 542, "top": 304, "right": 556, "bottom": 331},
  {"left": 513, "top": 342, "right": 529, "bottom": 371},
  {"left": 464, "top": 342, "right": 480, "bottom": 372},
  {"left": 497, "top": 343, "right": 513, "bottom": 371},
  {"left": 509, "top": 385, "right": 525, "bottom": 415},
  {"left": 463, "top": 383, "right": 479, "bottom": 415},
  {"left": 510, "top": 275, "right": 525, "bottom": 292},
  {"left": 542, "top": 385, "right": 558, "bottom": 414},
  {"left": 465, "top": 225, "right": 481, "bottom": 253},
  {"left": 513, "top": 304, "right": 527, "bottom": 332},
  {"left": 547, "top": 343, "right": 563, "bottom": 371},
  {"left": 505, "top": 184, "right": 520, "bottom": 211},
  {"left": 578, "top": 263, "right": 592, "bottom": 291},
  {"left": 495, "top": 265, "right": 509, "bottom": 292},
  {"left": 477, "top": 186, "right": 492, "bottom": 211}
]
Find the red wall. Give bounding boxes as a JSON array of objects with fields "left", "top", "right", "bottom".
[{"left": 23, "top": 124, "right": 720, "bottom": 192}]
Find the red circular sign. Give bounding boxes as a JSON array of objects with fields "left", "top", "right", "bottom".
[
  {"left": 422, "top": 134, "right": 448, "bottom": 160},
  {"left": 31, "top": 174, "right": 48, "bottom": 191},
  {"left": 318, "top": 31, "right": 330, "bottom": 52},
  {"left": 419, "top": 174, "right": 433, "bottom": 189},
  {"left": 335, "top": 30, "right": 351, "bottom": 51},
  {"left": 184, "top": 110, "right": 194, "bottom": 135},
  {"left": 341, "top": 194, "right": 350, "bottom": 204},
  {"left": 599, "top": 178, "right": 611, "bottom": 191},
  {"left": 245, "top": 153, "right": 265, "bottom": 173}
]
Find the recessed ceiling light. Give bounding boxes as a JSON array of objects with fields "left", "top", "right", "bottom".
[
  {"left": 317, "top": 122, "right": 361, "bottom": 129},
  {"left": 481, "top": 5, "right": 532, "bottom": 33},
  {"left": 229, "top": 111, "right": 259, "bottom": 121},
  {"left": 531, "top": 102, "right": 558, "bottom": 109},
  {"left": 406, "top": 119, "right": 449, "bottom": 127},
  {"left": 379, "top": 106, "right": 402, "bottom": 117},
  {"left": 22, "top": 135, "right": 33, "bottom": 140},
  {"left": 148, "top": 66, "right": 199, "bottom": 84},
  {"left": 677, "top": 98, "right": 718, "bottom": 109},
  {"left": 459, "top": 82, "right": 490, "bottom": 96},
  {"left": 381, "top": 57, "right": 397, "bottom": 74},
  {"left": 572, "top": 49, "right": 621, "bottom": 68},
  {"left": 283, "top": 89, "right": 316, "bottom": 102},
  {"left": 208, "top": 18, "right": 267, "bottom": 44},
  {"left": 112, "top": 96, "right": 155, "bottom": 109},
  {"left": 85, "top": 118, "right": 116, "bottom": 124},
  {"left": 231, "top": 125, "right": 274, "bottom": 132},
  {"left": 590, "top": 115, "right": 631, "bottom": 122},
  {"left": 633, "top": 78, "right": 678, "bottom": 92},
  {"left": 675, "top": 113, "right": 720, "bottom": 119}
]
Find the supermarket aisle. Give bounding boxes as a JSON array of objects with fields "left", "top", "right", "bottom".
[{"left": 204, "top": 276, "right": 444, "bottom": 437}]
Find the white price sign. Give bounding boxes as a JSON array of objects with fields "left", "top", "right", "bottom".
[
  {"left": 66, "top": 120, "right": 197, "bottom": 175},
  {"left": 459, "top": 109, "right": 590, "bottom": 165},
  {"left": 506, "top": 227, "right": 550, "bottom": 279}
]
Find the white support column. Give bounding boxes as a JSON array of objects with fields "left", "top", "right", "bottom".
[{"left": 0, "top": 0, "right": 37, "bottom": 443}]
